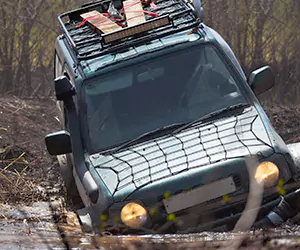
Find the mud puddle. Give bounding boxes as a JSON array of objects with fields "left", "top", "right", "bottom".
[
  {"left": 1, "top": 202, "right": 300, "bottom": 249},
  {"left": 0, "top": 201, "right": 81, "bottom": 249}
]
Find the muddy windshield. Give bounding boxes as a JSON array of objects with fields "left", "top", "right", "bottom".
[{"left": 84, "top": 45, "right": 247, "bottom": 152}]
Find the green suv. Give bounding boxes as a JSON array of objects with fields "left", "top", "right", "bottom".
[{"left": 45, "top": 0, "right": 300, "bottom": 233}]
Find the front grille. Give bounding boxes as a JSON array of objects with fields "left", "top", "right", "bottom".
[{"left": 232, "top": 174, "right": 242, "bottom": 189}]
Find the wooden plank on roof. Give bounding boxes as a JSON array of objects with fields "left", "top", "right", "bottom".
[
  {"left": 123, "top": 0, "right": 146, "bottom": 27},
  {"left": 80, "top": 10, "right": 122, "bottom": 34}
]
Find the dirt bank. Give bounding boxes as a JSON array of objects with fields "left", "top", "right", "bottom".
[
  {"left": 263, "top": 103, "right": 300, "bottom": 144},
  {"left": 0, "top": 97, "right": 63, "bottom": 205}
]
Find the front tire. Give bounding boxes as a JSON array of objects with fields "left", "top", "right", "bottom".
[{"left": 57, "top": 154, "right": 83, "bottom": 207}]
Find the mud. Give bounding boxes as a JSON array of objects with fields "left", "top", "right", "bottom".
[
  {"left": 1, "top": 201, "right": 300, "bottom": 249},
  {"left": 0, "top": 201, "right": 80, "bottom": 249}
]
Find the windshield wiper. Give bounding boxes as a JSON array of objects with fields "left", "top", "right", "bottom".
[
  {"left": 109, "top": 123, "right": 186, "bottom": 153},
  {"left": 172, "top": 103, "right": 251, "bottom": 135}
]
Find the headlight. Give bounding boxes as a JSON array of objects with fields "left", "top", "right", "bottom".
[
  {"left": 121, "top": 202, "right": 148, "bottom": 229},
  {"left": 254, "top": 161, "right": 279, "bottom": 188}
]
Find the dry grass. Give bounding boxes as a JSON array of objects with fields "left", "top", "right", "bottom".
[
  {"left": 0, "top": 96, "right": 61, "bottom": 205},
  {"left": 0, "top": 151, "right": 44, "bottom": 204}
]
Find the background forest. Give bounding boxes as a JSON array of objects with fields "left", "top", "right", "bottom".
[{"left": 0, "top": 0, "right": 299, "bottom": 104}]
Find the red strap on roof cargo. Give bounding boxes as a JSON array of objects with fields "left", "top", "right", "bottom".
[{"left": 120, "top": 0, "right": 158, "bottom": 16}]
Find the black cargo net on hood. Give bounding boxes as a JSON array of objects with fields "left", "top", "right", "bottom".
[{"left": 90, "top": 107, "right": 274, "bottom": 197}]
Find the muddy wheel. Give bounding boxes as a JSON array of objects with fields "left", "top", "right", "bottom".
[{"left": 57, "top": 154, "right": 83, "bottom": 207}]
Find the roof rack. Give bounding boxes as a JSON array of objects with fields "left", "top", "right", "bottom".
[{"left": 58, "top": 0, "right": 201, "bottom": 60}]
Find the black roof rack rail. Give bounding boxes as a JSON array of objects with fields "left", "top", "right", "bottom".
[{"left": 58, "top": 0, "right": 201, "bottom": 61}]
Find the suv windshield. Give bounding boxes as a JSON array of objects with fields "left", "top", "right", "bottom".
[{"left": 84, "top": 44, "right": 247, "bottom": 152}]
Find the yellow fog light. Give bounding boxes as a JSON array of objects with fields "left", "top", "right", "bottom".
[
  {"left": 254, "top": 161, "right": 279, "bottom": 188},
  {"left": 121, "top": 202, "right": 147, "bottom": 229}
]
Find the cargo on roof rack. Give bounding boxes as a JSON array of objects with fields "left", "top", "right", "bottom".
[{"left": 58, "top": 0, "right": 200, "bottom": 60}]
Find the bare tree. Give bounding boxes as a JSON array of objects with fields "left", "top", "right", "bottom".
[
  {"left": 0, "top": 0, "right": 299, "bottom": 103},
  {"left": 0, "top": 0, "right": 82, "bottom": 97}
]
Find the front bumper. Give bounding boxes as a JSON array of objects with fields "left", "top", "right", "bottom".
[
  {"left": 103, "top": 180, "right": 300, "bottom": 234},
  {"left": 171, "top": 182, "right": 300, "bottom": 233},
  {"left": 101, "top": 181, "right": 300, "bottom": 234},
  {"left": 94, "top": 153, "right": 298, "bottom": 234}
]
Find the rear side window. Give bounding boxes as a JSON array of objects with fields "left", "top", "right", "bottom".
[{"left": 55, "top": 53, "right": 63, "bottom": 78}]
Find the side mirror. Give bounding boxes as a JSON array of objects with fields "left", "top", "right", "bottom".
[
  {"left": 249, "top": 66, "right": 275, "bottom": 95},
  {"left": 191, "top": 0, "right": 204, "bottom": 22},
  {"left": 45, "top": 130, "right": 72, "bottom": 156},
  {"left": 55, "top": 76, "right": 76, "bottom": 101},
  {"left": 198, "top": 7, "right": 204, "bottom": 22}
]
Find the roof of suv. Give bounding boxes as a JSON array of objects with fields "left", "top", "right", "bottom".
[
  {"left": 59, "top": 0, "right": 201, "bottom": 61},
  {"left": 79, "top": 30, "right": 202, "bottom": 76}
]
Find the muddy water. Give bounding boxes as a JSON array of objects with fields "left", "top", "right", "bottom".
[{"left": 1, "top": 202, "right": 300, "bottom": 250}]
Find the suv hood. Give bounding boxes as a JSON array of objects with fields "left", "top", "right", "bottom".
[{"left": 89, "top": 106, "right": 274, "bottom": 202}]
